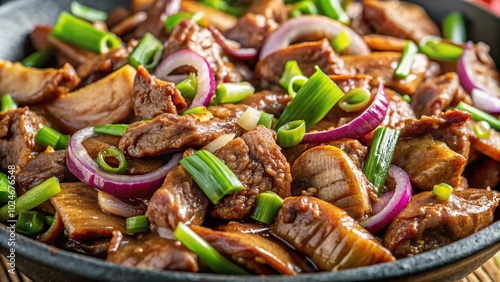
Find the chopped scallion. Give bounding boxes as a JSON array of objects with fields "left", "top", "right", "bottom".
[
  {"left": 331, "top": 30, "right": 351, "bottom": 53},
  {"left": 71, "top": 1, "right": 108, "bottom": 22},
  {"left": 94, "top": 124, "right": 129, "bottom": 136},
  {"left": 180, "top": 150, "right": 244, "bottom": 205},
  {"left": 176, "top": 73, "right": 198, "bottom": 100},
  {"left": 457, "top": 101, "right": 500, "bottom": 131},
  {"left": 96, "top": 147, "right": 128, "bottom": 174},
  {"left": 289, "top": 1, "right": 319, "bottom": 17},
  {"left": 0, "top": 177, "right": 61, "bottom": 221},
  {"left": 165, "top": 12, "right": 204, "bottom": 34},
  {"left": 21, "top": 47, "right": 54, "bottom": 68},
  {"left": 237, "top": 107, "right": 262, "bottom": 131},
  {"left": 418, "top": 36, "right": 463, "bottom": 62},
  {"left": 35, "top": 126, "right": 69, "bottom": 150},
  {"left": 363, "top": 127, "right": 400, "bottom": 195},
  {"left": 216, "top": 82, "right": 255, "bottom": 104},
  {"left": 1, "top": 94, "right": 18, "bottom": 112},
  {"left": 433, "top": 183, "right": 453, "bottom": 201},
  {"left": 338, "top": 88, "right": 371, "bottom": 112},
  {"left": 182, "top": 106, "right": 209, "bottom": 116},
  {"left": 402, "top": 94, "right": 411, "bottom": 103},
  {"left": 257, "top": 112, "right": 274, "bottom": 129},
  {"left": 174, "top": 222, "right": 248, "bottom": 275},
  {"left": 128, "top": 33, "right": 163, "bottom": 72},
  {"left": 277, "top": 120, "right": 306, "bottom": 147},
  {"left": 251, "top": 191, "right": 284, "bottom": 224},
  {"left": 0, "top": 172, "right": 11, "bottom": 203},
  {"left": 395, "top": 40, "right": 418, "bottom": 78},
  {"left": 198, "top": 0, "right": 246, "bottom": 17},
  {"left": 279, "top": 60, "right": 304, "bottom": 89},
  {"left": 126, "top": 215, "right": 149, "bottom": 234},
  {"left": 287, "top": 75, "right": 308, "bottom": 98},
  {"left": 15, "top": 210, "right": 45, "bottom": 236},
  {"left": 276, "top": 66, "right": 344, "bottom": 131},
  {"left": 315, "top": 0, "right": 350, "bottom": 25},
  {"left": 51, "top": 12, "right": 122, "bottom": 53},
  {"left": 443, "top": 12, "right": 466, "bottom": 44},
  {"left": 473, "top": 121, "right": 491, "bottom": 139}
]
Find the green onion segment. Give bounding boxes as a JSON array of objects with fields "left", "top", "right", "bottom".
[
  {"left": 180, "top": 150, "right": 244, "bottom": 205},
  {"left": 395, "top": 40, "right": 418, "bottom": 78},
  {"left": 15, "top": 210, "right": 45, "bottom": 235},
  {"left": 94, "top": 124, "right": 129, "bottom": 136},
  {"left": 279, "top": 60, "right": 304, "bottom": 89},
  {"left": 287, "top": 75, "right": 308, "bottom": 98},
  {"left": 70, "top": 1, "right": 108, "bottom": 22},
  {"left": 35, "top": 126, "right": 70, "bottom": 150},
  {"left": 216, "top": 82, "right": 255, "bottom": 104},
  {"left": 401, "top": 94, "right": 411, "bottom": 103},
  {"left": 0, "top": 177, "right": 61, "bottom": 221},
  {"left": 457, "top": 101, "right": 500, "bottom": 131},
  {"left": 250, "top": 191, "right": 284, "bottom": 224},
  {"left": 51, "top": 12, "right": 121, "bottom": 53},
  {"left": 126, "top": 215, "right": 149, "bottom": 234},
  {"left": 289, "top": 1, "right": 319, "bottom": 17},
  {"left": 433, "top": 183, "right": 453, "bottom": 201},
  {"left": 363, "top": 127, "right": 400, "bottom": 195},
  {"left": 176, "top": 73, "right": 198, "bottom": 100},
  {"left": 0, "top": 172, "right": 11, "bottom": 203},
  {"left": 174, "top": 222, "right": 248, "bottom": 275},
  {"left": 128, "top": 33, "right": 163, "bottom": 72},
  {"left": 338, "top": 88, "right": 371, "bottom": 112},
  {"left": 277, "top": 120, "right": 306, "bottom": 147},
  {"left": 96, "top": 147, "right": 128, "bottom": 174},
  {"left": 331, "top": 30, "right": 351, "bottom": 53},
  {"left": 198, "top": 0, "right": 246, "bottom": 17},
  {"left": 418, "top": 36, "right": 463, "bottom": 62},
  {"left": 315, "top": 0, "right": 350, "bottom": 25},
  {"left": 277, "top": 66, "right": 344, "bottom": 131},
  {"left": 1, "top": 94, "right": 18, "bottom": 112},
  {"left": 165, "top": 12, "right": 204, "bottom": 34},
  {"left": 257, "top": 112, "right": 274, "bottom": 129},
  {"left": 182, "top": 106, "right": 209, "bottom": 116},
  {"left": 21, "top": 47, "right": 54, "bottom": 68},
  {"left": 473, "top": 121, "right": 491, "bottom": 139},
  {"left": 442, "top": 12, "right": 466, "bottom": 43}
]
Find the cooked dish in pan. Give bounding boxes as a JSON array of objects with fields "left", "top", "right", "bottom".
[{"left": 0, "top": 0, "right": 499, "bottom": 276}]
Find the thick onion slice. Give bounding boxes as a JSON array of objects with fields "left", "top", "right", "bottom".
[
  {"left": 360, "top": 165, "right": 412, "bottom": 233},
  {"left": 302, "top": 82, "right": 388, "bottom": 144},
  {"left": 208, "top": 26, "right": 257, "bottom": 60},
  {"left": 259, "top": 15, "right": 370, "bottom": 60},
  {"left": 66, "top": 127, "right": 182, "bottom": 198},
  {"left": 98, "top": 191, "right": 146, "bottom": 218},
  {"left": 154, "top": 49, "right": 215, "bottom": 108},
  {"left": 457, "top": 41, "right": 479, "bottom": 94}
]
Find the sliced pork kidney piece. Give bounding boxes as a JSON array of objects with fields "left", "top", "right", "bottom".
[
  {"left": 291, "top": 145, "right": 373, "bottom": 220},
  {"left": 384, "top": 189, "right": 500, "bottom": 258},
  {"left": 270, "top": 196, "right": 395, "bottom": 271}
]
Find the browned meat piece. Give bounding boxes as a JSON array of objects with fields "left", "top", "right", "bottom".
[
  {"left": 240, "top": 90, "right": 291, "bottom": 117},
  {"left": 466, "top": 120, "right": 500, "bottom": 162},
  {"left": 163, "top": 20, "right": 244, "bottom": 83},
  {"left": 432, "top": 123, "right": 471, "bottom": 159},
  {"left": 291, "top": 146, "right": 373, "bottom": 220},
  {"left": 0, "top": 60, "right": 79, "bottom": 105},
  {"left": 46, "top": 65, "right": 136, "bottom": 133},
  {"left": 255, "top": 39, "right": 347, "bottom": 91},
  {"left": 343, "top": 52, "right": 434, "bottom": 94},
  {"left": 467, "top": 157, "right": 500, "bottom": 189},
  {"left": 180, "top": 1, "right": 237, "bottom": 32},
  {"left": 119, "top": 104, "right": 247, "bottom": 157},
  {"left": 147, "top": 165, "right": 209, "bottom": 235},
  {"left": 363, "top": 0, "right": 440, "bottom": 42},
  {"left": 110, "top": 12, "right": 148, "bottom": 37},
  {"left": 107, "top": 231, "right": 199, "bottom": 272},
  {"left": 380, "top": 88, "right": 416, "bottom": 129},
  {"left": 329, "top": 74, "right": 372, "bottom": 93},
  {"left": 50, "top": 183, "right": 126, "bottom": 241},
  {"left": 133, "top": 65, "right": 187, "bottom": 119},
  {"left": 47, "top": 36, "right": 97, "bottom": 67},
  {"left": 76, "top": 46, "right": 131, "bottom": 85},
  {"left": 246, "top": 0, "right": 287, "bottom": 24},
  {"left": 58, "top": 238, "right": 110, "bottom": 258},
  {"left": 133, "top": 0, "right": 179, "bottom": 38},
  {"left": 392, "top": 134, "right": 467, "bottom": 191},
  {"left": 0, "top": 107, "right": 46, "bottom": 175},
  {"left": 191, "top": 225, "right": 300, "bottom": 275},
  {"left": 347, "top": 2, "right": 371, "bottom": 35},
  {"left": 224, "top": 13, "right": 279, "bottom": 49},
  {"left": 411, "top": 73, "right": 467, "bottom": 118},
  {"left": 30, "top": 25, "right": 52, "bottom": 50},
  {"left": 211, "top": 126, "right": 291, "bottom": 220},
  {"left": 466, "top": 42, "right": 500, "bottom": 94},
  {"left": 271, "top": 196, "right": 395, "bottom": 271},
  {"left": 17, "top": 150, "right": 71, "bottom": 194},
  {"left": 218, "top": 221, "right": 269, "bottom": 234},
  {"left": 384, "top": 189, "right": 500, "bottom": 257},
  {"left": 362, "top": 34, "right": 407, "bottom": 52}
]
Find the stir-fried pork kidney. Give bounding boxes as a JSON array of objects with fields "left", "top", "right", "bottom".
[
  {"left": 119, "top": 104, "right": 247, "bottom": 157},
  {"left": 0, "top": 107, "right": 46, "bottom": 175},
  {"left": 271, "top": 196, "right": 395, "bottom": 271},
  {"left": 384, "top": 189, "right": 500, "bottom": 257},
  {"left": 291, "top": 146, "right": 374, "bottom": 220},
  {"left": 211, "top": 125, "right": 291, "bottom": 220},
  {"left": 107, "top": 231, "right": 199, "bottom": 272}
]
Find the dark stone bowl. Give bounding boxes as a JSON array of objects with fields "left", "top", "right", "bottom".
[{"left": 0, "top": 0, "right": 499, "bottom": 281}]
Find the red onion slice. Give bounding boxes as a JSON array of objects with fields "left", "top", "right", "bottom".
[
  {"left": 471, "top": 88, "right": 500, "bottom": 114},
  {"left": 302, "top": 82, "right": 388, "bottom": 144},
  {"left": 259, "top": 15, "right": 370, "bottom": 60},
  {"left": 360, "top": 165, "right": 412, "bottom": 233},
  {"left": 154, "top": 49, "right": 216, "bottom": 108},
  {"left": 209, "top": 26, "right": 258, "bottom": 60},
  {"left": 66, "top": 127, "right": 182, "bottom": 198},
  {"left": 457, "top": 41, "right": 479, "bottom": 94}
]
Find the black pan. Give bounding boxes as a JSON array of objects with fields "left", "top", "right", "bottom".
[{"left": 0, "top": 0, "right": 499, "bottom": 281}]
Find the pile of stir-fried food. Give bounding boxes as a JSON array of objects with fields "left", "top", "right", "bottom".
[{"left": 1, "top": 0, "right": 500, "bottom": 275}]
